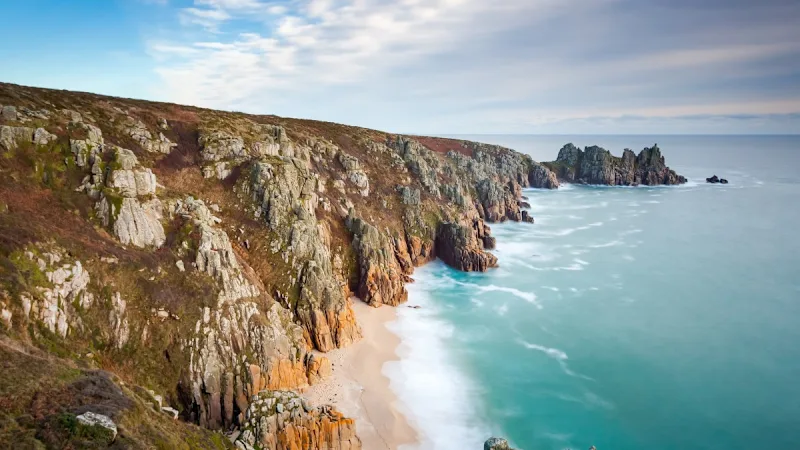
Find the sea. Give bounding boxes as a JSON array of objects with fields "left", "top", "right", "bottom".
[{"left": 385, "top": 135, "right": 800, "bottom": 450}]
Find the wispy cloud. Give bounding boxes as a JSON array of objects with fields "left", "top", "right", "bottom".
[{"left": 148, "top": 0, "right": 800, "bottom": 133}]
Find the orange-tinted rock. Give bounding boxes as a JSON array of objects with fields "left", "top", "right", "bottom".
[{"left": 236, "top": 391, "right": 360, "bottom": 450}]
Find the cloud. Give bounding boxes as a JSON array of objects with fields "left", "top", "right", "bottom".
[{"left": 149, "top": 0, "right": 800, "bottom": 133}]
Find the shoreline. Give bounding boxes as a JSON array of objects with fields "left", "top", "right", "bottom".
[{"left": 302, "top": 298, "right": 419, "bottom": 449}]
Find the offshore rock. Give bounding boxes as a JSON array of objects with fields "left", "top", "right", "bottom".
[
  {"left": 346, "top": 215, "right": 409, "bottom": 307},
  {"left": 484, "top": 437, "right": 515, "bottom": 450},
  {"left": 435, "top": 222, "right": 498, "bottom": 272},
  {"left": 235, "top": 390, "right": 360, "bottom": 450},
  {"left": 549, "top": 143, "right": 686, "bottom": 186}
]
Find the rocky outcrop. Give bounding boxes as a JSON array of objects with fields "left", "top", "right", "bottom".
[
  {"left": 95, "top": 147, "right": 166, "bottom": 248},
  {"left": 17, "top": 248, "right": 93, "bottom": 338},
  {"left": 528, "top": 161, "right": 559, "bottom": 188},
  {"left": 337, "top": 152, "right": 370, "bottom": 197},
  {"left": 173, "top": 197, "right": 260, "bottom": 303},
  {"left": 476, "top": 179, "right": 522, "bottom": 222},
  {"left": 435, "top": 222, "right": 498, "bottom": 272},
  {"left": 126, "top": 118, "right": 176, "bottom": 154},
  {"left": 0, "top": 125, "right": 57, "bottom": 150},
  {"left": 484, "top": 437, "right": 516, "bottom": 450},
  {"left": 548, "top": 143, "right": 686, "bottom": 186},
  {"left": 186, "top": 300, "right": 310, "bottom": 429},
  {"left": 234, "top": 390, "right": 360, "bottom": 450},
  {"left": 246, "top": 157, "right": 360, "bottom": 351},
  {"left": 391, "top": 136, "right": 441, "bottom": 197},
  {"left": 346, "top": 215, "right": 409, "bottom": 307}
]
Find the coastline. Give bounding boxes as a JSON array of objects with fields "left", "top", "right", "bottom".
[{"left": 302, "top": 298, "right": 419, "bottom": 449}]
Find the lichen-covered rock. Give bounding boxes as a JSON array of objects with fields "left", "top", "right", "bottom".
[
  {"left": 76, "top": 412, "right": 118, "bottom": 440},
  {"left": 16, "top": 248, "right": 93, "bottom": 338},
  {"left": 235, "top": 390, "right": 360, "bottom": 450},
  {"left": 390, "top": 136, "right": 441, "bottom": 197},
  {"left": 397, "top": 185, "right": 421, "bottom": 205},
  {"left": 199, "top": 130, "right": 246, "bottom": 162},
  {"left": 346, "top": 215, "right": 409, "bottom": 307},
  {"left": 173, "top": 197, "right": 260, "bottom": 303},
  {"left": 337, "top": 152, "right": 369, "bottom": 196},
  {"left": 549, "top": 143, "right": 686, "bottom": 186},
  {"left": 1, "top": 105, "right": 18, "bottom": 121},
  {"left": 93, "top": 147, "right": 166, "bottom": 248},
  {"left": 435, "top": 222, "right": 498, "bottom": 272},
  {"left": 245, "top": 158, "right": 360, "bottom": 351},
  {"left": 476, "top": 179, "right": 522, "bottom": 222},
  {"left": 107, "top": 149, "right": 157, "bottom": 197},
  {"left": 0, "top": 125, "right": 54, "bottom": 150},
  {"left": 187, "top": 301, "right": 310, "bottom": 429},
  {"left": 98, "top": 196, "right": 165, "bottom": 248},
  {"left": 127, "top": 118, "right": 176, "bottom": 153}
]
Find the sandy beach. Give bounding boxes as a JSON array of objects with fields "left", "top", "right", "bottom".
[{"left": 302, "top": 298, "right": 418, "bottom": 449}]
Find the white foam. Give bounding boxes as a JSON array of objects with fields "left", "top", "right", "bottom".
[
  {"left": 588, "top": 240, "right": 623, "bottom": 248},
  {"left": 495, "top": 304, "right": 509, "bottom": 316},
  {"left": 468, "top": 283, "right": 542, "bottom": 309},
  {"left": 519, "top": 340, "right": 568, "bottom": 360},
  {"left": 574, "top": 258, "right": 589, "bottom": 266},
  {"left": 390, "top": 268, "right": 493, "bottom": 450}
]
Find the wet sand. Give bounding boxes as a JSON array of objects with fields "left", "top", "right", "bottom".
[{"left": 302, "top": 298, "right": 418, "bottom": 449}]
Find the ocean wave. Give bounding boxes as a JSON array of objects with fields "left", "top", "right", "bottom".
[
  {"left": 464, "top": 283, "right": 542, "bottom": 309},
  {"left": 519, "top": 340, "right": 568, "bottom": 360},
  {"left": 390, "top": 272, "right": 493, "bottom": 449}
]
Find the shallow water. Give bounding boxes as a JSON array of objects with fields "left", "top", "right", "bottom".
[{"left": 388, "top": 135, "right": 800, "bottom": 450}]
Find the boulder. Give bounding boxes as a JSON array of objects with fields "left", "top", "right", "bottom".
[
  {"left": 76, "top": 412, "right": 117, "bottom": 440},
  {"left": 484, "top": 437, "right": 514, "bottom": 450},
  {"left": 706, "top": 175, "right": 720, "bottom": 183},
  {"left": 1, "top": 105, "right": 17, "bottom": 121},
  {"left": 720, "top": 178, "right": 728, "bottom": 184}
]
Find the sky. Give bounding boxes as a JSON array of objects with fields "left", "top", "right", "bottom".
[{"left": 0, "top": 0, "right": 798, "bottom": 134}]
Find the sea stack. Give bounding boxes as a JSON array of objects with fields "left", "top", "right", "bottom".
[{"left": 545, "top": 143, "right": 686, "bottom": 186}]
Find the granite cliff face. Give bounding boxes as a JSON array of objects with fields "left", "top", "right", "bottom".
[
  {"left": 547, "top": 143, "right": 686, "bottom": 186},
  {"left": 0, "top": 83, "right": 561, "bottom": 449}
]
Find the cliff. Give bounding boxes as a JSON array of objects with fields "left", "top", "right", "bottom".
[
  {"left": 0, "top": 82, "right": 557, "bottom": 448},
  {"left": 545, "top": 143, "right": 686, "bottom": 186}
]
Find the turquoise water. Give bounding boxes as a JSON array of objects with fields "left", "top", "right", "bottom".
[{"left": 388, "top": 136, "right": 800, "bottom": 450}]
